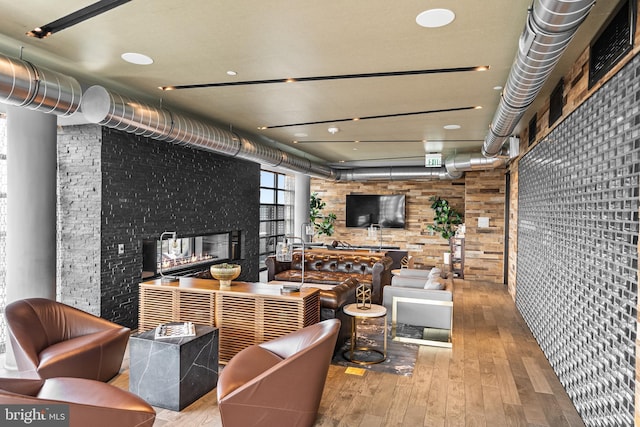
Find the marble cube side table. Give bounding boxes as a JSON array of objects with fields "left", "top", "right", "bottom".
[{"left": 129, "top": 324, "right": 218, "bottom": 411}]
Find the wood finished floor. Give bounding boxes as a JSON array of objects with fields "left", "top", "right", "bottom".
[{"left": 110, "top": 279, "right": 585, "bottom": 427}]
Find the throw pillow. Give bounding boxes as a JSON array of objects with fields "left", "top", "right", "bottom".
[{"left": 424, "top": 277, "right": 445, "bottom": 290}]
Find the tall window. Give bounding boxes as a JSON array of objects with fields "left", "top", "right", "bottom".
[
  {"left": 259, "top": 169, "right": 293, "bottom": 269},
  {"left": 0, "top": 115, "right": 7, "bottom": 353}
]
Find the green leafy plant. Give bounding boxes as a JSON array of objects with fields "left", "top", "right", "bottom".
[
  {"left": 309, "top": 192, "right": 337, "bottom": 236},
  {"left": 427, "top": 196, "right": 462, "bottom": 240}
]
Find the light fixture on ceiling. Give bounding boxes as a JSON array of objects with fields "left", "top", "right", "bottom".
[
  {"left": 226, "top": 70, "right": 238, "bottom": 76},
  {"left": 493, "top": 85, "right": 503, "bottom": 90},
  {"left": 121, "top": 52, "right": 153, "bottom": 65},
  {"left": 328, "top": 126, "right": 340, "bottom": 134},
  {"left": 443, "top": 124, "right": 461, "bottom": 130},
  {"left": 416, "top": 8, "right": 455, "bottom": 28},
  {"left": 26, "top": 0, "right": 132, "bottom": 39}
]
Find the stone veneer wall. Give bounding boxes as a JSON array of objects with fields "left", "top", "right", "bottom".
[
  {"left": 57, "top": 125, "right": 102, "bottom": 315},
  {"left": 58, "top": 126, "right": 260, "bottom": 328},
  {"left": 311, "top": 173, "right": 506, "bottom": 283},
  {"left": 516, "top": 52, "right": 639, "bottom": 426}
]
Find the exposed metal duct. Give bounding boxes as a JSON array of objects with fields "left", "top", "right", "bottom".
[
  {"left": 0, "top": 53, "right": 81, "bottom": 116},
  {"left": 82, "top": 85, "right": 336, "bottom": 179},
  {"left": 445, "top": 153, "right": 507, "bottom": 176},
  {"left": 482, "top": 0, "right": 596, "bottom": 157},
  {"left": 335, "top": 166, "right": 461, "bottom": 181}
]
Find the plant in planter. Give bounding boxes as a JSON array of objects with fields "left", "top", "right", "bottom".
[
  {"left": 427, "top": 196, "right": 463, "bottom": 240},
  {"left": 309, "top": 192, "right": 337, "bottom": 237}
]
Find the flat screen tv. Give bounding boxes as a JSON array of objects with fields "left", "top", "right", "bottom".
[{"left": 345, "top": 194, "right": 406, "bottom": 228}]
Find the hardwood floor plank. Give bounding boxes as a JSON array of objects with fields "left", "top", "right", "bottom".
[
  {"left": 522, "top": 356, "right": 553, "bottom": 394},
  {"left": 494, "top": 357, "right": 522, "bottom": 405},
  {"left": 482, "top": 385, "right": 508, "bottom": 426}
]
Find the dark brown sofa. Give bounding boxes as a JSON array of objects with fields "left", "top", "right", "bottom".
[
  {"left": 265, "top": 251, "right": 394, "bottom": 304},
  {"left": 317, "top": 277, "right": 358, "bottom": 352},
  {"left": 5, "top": 298, "right": 130, "bottom": 382},
  {"left": 0, "top": 377, "right": 155, "bottom": 427}
]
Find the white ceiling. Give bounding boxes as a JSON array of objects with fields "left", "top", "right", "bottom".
[{"left": 0, "top": 1, "right": 621, "bottom": 168}]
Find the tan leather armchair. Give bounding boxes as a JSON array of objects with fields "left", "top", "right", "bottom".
[
  {"left": 217, "top": 318, "right": 340, "bottom": 427},
  {"left": 0, "top": 377, "right": 155, "bottom": 427},
  {"left": 5, "top": 298, "right": 130, "bottom": 381}
]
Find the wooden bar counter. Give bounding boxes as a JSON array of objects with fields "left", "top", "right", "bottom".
[{"left": 139, "top": 277, "right": 320, "bottom": 362}]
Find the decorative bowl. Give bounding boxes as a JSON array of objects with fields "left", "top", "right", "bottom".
[{"left": 210, "top": 263, "right": 241, "bottom": 287}]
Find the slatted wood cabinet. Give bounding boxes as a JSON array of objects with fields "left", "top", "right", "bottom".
[{"left": 139, "top": 278, "right": 320, "bottom": 362}]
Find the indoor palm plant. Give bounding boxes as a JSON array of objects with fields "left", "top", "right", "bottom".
[
  {"left": 309, "top": 192, "right": 337, "bottom": 237},
  {"left": 427, "top": 196, "right": 462, "bottom": 240}
]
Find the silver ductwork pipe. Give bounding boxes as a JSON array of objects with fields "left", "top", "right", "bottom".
[
  {"left": 335, "top": 166, "right": 461, "bottom": 181},
  {"left": 82, "top": 85, "right": 336, "bottom": 179},
  {"left": 0, "top": 53, "right": 81, "bottom": 116},
  {"left": 445, "top": 153, "right": 507, "bottom": 176},
  {"left": 482, "top": 0, "right": 596, "bottom": 157}
]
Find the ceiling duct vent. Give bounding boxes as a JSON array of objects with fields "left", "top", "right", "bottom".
[{"left": 482, "top": 0, "right": 596, "bottom": 158}]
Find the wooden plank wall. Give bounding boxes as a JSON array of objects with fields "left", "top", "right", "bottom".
[
  {"left": 312, "top": 171, "right": 506, "bottom": 284},
  {"left": 463, "top": 169, "right": 506, "bottom": 283},
  {"left": 310, "top": 178, "right": 466, "bottom": 270}
]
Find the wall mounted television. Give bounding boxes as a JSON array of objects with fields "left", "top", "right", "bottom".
[{"left": 345, "top": 194, "right": 406, "bottom": 228}]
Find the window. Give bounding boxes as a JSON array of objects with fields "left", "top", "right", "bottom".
[
  {"left": 528, "top": 114, "right": 537, "bottom": 146},
  {"left": 589, "top": 0, "right": 635, "bottom": 88},
  {"left": 259, "top": 169, "right": 293, "bottom": 269},
  {"left": 549, "top": 79, "right": 564, "bottom": 128},
  {"left": 0, "top": 115, "right": 7, "bottom": 353}
]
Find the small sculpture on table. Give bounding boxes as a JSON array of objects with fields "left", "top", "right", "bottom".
[{"left": 356, "top": 283, "right": 372, "bottom": 310}]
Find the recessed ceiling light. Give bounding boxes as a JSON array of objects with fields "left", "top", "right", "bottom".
[
  {"left": 416, "top": 9, "right": 455, "bottom": 28},
  {"left": 226, "top": 70, "right": 238, "bottom": 76},
  {"left": 121, "top": 52, "right": 153, "bottom": 65},
  {"left": 444, "top": 124, "right": 461, "bottom": 130},
  {"left": 493, "top": 85, "right": 503, "bottom": 90},
  {"left": 328, "top": 126, "right": 340, "bottom": 134}
]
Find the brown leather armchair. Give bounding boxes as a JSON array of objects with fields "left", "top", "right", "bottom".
[
  {"left": 0, "top": 377, "right": 155, "bottom": 427},
  {"left": 217, "top": 318, "right": 340, "bottom": 427},
  {"left": 5, "top": 298, "right": 130, "bottom": 381}
]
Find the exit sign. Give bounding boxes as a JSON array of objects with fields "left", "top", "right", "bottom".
[{"left": 425, "top": 153, "right": 442, "bottom": 167}]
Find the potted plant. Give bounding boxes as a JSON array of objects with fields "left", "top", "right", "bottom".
[
  {"left": 426, "top": 196, "right": 462, "bottom": 240},
  {"left": 309, "top": 192, "right": 337, "bottom": 237}
]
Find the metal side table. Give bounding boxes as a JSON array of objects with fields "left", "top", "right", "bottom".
[{"left": 342, "top": 303, "right": 387, "bottom": 365}]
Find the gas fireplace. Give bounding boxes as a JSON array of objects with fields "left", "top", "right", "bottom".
[{"left": 142, "top": 231, "right": 241, "bottom": 278}]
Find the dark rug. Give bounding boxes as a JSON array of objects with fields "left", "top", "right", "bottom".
[{"left": 332, "top": 318, "right": 424, "bottom": 377}]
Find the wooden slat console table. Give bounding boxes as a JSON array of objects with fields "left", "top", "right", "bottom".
[{"left": 139, "top": 278, "right": 321, "bottom": 362}]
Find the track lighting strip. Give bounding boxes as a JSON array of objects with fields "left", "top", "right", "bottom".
[
  {"left": 262, "top": 106, "right": 480, "bottom": 129},
  {"left": 159, "top": 66, "right": 489, "bottom": 90},
  {"left": 27, "top": 0, "right": 131, "bottom": 38}
]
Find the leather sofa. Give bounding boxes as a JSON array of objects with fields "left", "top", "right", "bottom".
[
  {"left": 316, "top": 277, "right": 358, "bottom": 352},
  {"left": 217, "top": 319, "right": 340, "bottom": 427},
  {"left": 0, "top": 377, "right": 155, "bottom": 427},
  {"left": 265, "top": 251, "right": 393, "bottom": 304},
  {"left": 5, "top": 298, "right": 130, "bottom": 381}
]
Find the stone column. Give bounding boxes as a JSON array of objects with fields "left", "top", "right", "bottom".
[
  {"left": 294, "top": 173, "right": 311, "bottom": 241},
  {"left": 4, "top": 106, "right": 57, "bottom": 369}
]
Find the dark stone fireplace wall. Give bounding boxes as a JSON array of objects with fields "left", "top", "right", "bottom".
[{"left": 58, "top": 125, "right": 260, "bottom": 328}]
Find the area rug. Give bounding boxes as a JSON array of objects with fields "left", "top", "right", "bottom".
[{"left": 332, "top": 318, "right": 422, "bottom": 377}]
